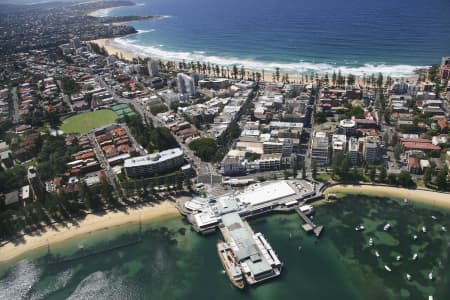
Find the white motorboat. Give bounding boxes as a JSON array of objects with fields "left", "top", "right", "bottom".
[
  {"left": 406, "top": 273, "right": 412, "bottom": 281},
  {"left": 384, "top": 223, "right": 391, "bottom": 231},
  {"left": 384, "top": 265, "right": 392, "bottom": 272},
  {"left": 396, "top": 256, "right": 401, "bottom": 261},
  {"left": 428, "top": 272, "right": 433, "bottom": 280},
  {"left": 422, "top": 226, "right": 427, "bottom": 233},
  {"left": 412, "top": 253, "right": 418, "bottom": 261},
  {"left": 413, "top": 235, "right": 418, "bottom": 240},
  {"left": 375, "top": 250, "right": 380, "bottom": 257}
]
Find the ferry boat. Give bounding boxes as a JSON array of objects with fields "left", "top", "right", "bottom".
[
  {"left": 384, "top": 265, "right": 392, "bottom": 272},
  {"left": 406, "top": 273, "right": 412, "bottom": 281},
  {"left": 383, "top": 223, "right": 391, "bottom": 231},
  {"left": 217, "top": 240, "right": 245, "bottom": 289}
]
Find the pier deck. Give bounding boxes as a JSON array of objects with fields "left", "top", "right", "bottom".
[{"left": 295, "top": 208, "right": 323, "bottom": 237}]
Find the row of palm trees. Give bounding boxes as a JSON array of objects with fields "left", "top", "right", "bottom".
[{"left": 132, "top": 56, "right": 398, "bottom": 88}]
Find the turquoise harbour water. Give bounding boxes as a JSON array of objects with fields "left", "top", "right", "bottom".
[
  {"left": 1, "top": 195, "right": 449, "bottom": 299},
  {"left": 99, "top": 0, "right": 450, "bottom": 76}
]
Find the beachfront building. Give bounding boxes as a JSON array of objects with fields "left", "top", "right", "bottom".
[
  {"left": 177, "top": 73, "right": 196, "bottom": 97},
  {"left": 362, "top": 137, "right": 382, "bottom": 164},
  {"left": 311, "top": 131, "right": 330, "bottom": 166},
  {"left": 440, "top": 56, "right": 450, "bottom": 81},
  {"left": 147, "top": 59, "right": 159, "bottom": 77},
  {"left": 124, "top": 148, "right": 184, "bottom": 177},
  {"left": 348, "top": 137, "right": 359, "bottom": 165}
]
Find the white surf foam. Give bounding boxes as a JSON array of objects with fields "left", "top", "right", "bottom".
[
  {"left": 110, "top": 37, "right": 426, "bottom": 77},
  {"left": 137, "top": 29, "right": 156, "bottom": 34}
]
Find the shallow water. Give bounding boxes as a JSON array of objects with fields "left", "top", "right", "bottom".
[{"left": 0, "top": 195, "right": 449, "bottom": 299}]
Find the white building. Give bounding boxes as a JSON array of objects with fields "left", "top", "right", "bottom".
[
  {"left": 124, "top": 148, "right": 184, "bottom": 177},
  {"left": 332, "top": 134, "right": 347, "bottom": 155},
  {"left": 147, "top": 59, "right": 159, "bottom": 77}
]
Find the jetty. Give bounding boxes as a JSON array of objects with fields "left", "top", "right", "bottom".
[
  {"left": 295, "top": 206, "right": 323, "bottom": 237},
  {"left": 178, "top": 180, "right": 325, "bottom": 287}
]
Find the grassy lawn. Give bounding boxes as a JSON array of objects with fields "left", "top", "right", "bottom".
[{"left": 60, "top": 110, "right": 117, "bottom": 134}]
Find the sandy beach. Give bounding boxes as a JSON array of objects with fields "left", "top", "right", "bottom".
[
  {"left": 90, "top": 38, "right": 137, "bottom": 61},
  {"left": 325, "top": 184, "right": 450, "bottom": 209},
  {"left": 0, "top": 200, "right": 181, "bottom": 262},
  {"left": 87, "top": 8, "right": 114, "bottom": 17}
]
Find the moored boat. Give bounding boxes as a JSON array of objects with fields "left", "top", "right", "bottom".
[
  {"left": 406, "top": 273, "right": 412, "bottom": 281},
  {"left": 217, "top": 240, "right": 245, "bottom": 289},
  {"left": 384, "top": 265, "right": 392, "bottom": 272}
]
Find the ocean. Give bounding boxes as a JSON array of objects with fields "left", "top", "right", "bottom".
[
  {"left": 95, "top": 0, "right": 450, "bottom": 76},
  {"left": 1, "top": 195, "right": 449, "bottom": 299}
]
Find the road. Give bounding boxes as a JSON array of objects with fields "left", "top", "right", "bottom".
[
  {"left": 11, "top": 87, "right": 19, "bottom": 124},
  {"left": 88, "top": 132, "right": 122, "bottom": 196},
  {"left": 96, "top": 75, "right": 217, "bottom": 178}
]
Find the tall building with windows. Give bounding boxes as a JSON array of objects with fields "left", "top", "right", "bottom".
[
  {"left": 362, "top": 137, "right": 381, "bottom": 164},
  {"left": 348, "top": 137, "right": 359, "bottom": 165},
  {"left": 147, "top": 59, "right": 159, "bottom": 77},
  {"left": 177, "top": 73, "right": 196, "bottom": 97},
  {"left": 311, "top": 131, "right": 330, "bottom": 166},
  {"left": 70, "top": 37, "right": 81, "bottom": 49}
]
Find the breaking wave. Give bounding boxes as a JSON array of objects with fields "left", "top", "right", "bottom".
[{"left": 110, "top": 37, "right": 426, "bottom": 77}]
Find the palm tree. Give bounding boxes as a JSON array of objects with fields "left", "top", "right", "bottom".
[{"left": 232, "top": 65, "right": 238, "bottom": 79}]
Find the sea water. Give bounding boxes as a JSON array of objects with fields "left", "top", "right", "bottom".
[
  {"left": 96, "top": 0, "right": 450, "bottom": 76},
  {"left": 0, "top": 195, "right": 449, "bottom": 299}
]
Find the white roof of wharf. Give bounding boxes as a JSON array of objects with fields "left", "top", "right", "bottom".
[
  {"left": 194, "top": 212, "right": 219, "bottom": 227},
  {"left": 238, "top": 181, "right": 296, "bottom": 206}
]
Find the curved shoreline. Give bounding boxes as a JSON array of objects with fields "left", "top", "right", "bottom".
[
  {"left": 1, "top": 186, "right": 449, "bottom": 264},
  {"left": 0, "top": 200, "right": 181, "bottom": 263},
  {"left": 324, "top": 184, "right": 450, "bottom": 209}
]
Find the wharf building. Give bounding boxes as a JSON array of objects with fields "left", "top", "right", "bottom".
[
  {"left": 183, "top": 180, "right": 316, "bottom": 233},
  {"left": 221, "top": 213, "right": 282, "bottom": 285},
  {"left": 181, "top": 180, "right": 318, "bottom": 286},
  {"left": 124, "top": 148, "right": 184, "bottom": 177}
]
